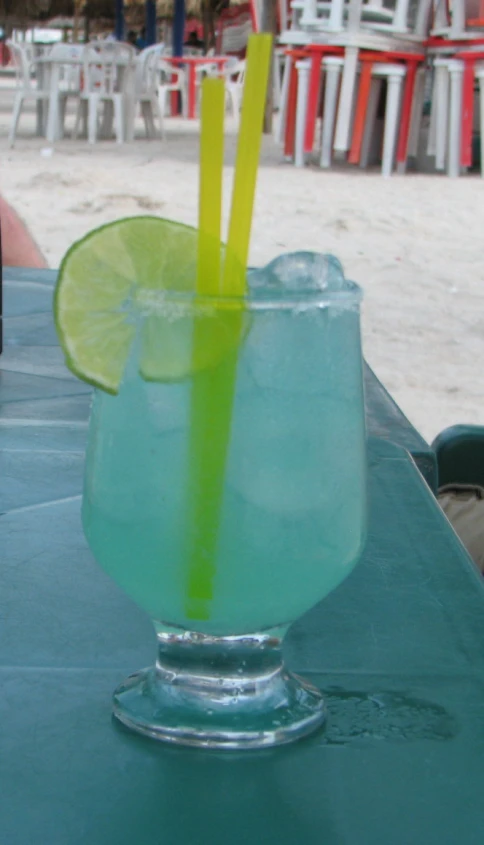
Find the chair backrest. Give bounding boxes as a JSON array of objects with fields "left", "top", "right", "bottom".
[
  {"left": 110, "top": 40, "right": 138, "bottom": 62},
  {"left": 430, "top": 0, "right": 484, "bottom": 37},
  {"left": 18, "top": 41, "right": 37, "bottom": 64},
  {"left": 224, "top": 56, "right": 241, "bottom": 74},
  {"left": 135, "top": 44, "right": 165, "bottom": 95},
  {"left": 290, "top": 0, "right": 419, "bottom": 34},
  {"left": 6, "top": 41, "right": 34, "bottom": 90},
  {"left": 88, "top": 39, "right": 136, "bottom": 65},
  {"left": 217, "top": 17, "right": 253, "bottom": 54},
  {"left": 84, "top": 44, "right": 118, "bottom": 96},
  {"left": 158, "top": 58, "right": 185, "bottom": 85},
  {"left": 48, "top": 43, "right": 85, "bottom": 61},
  {"left": 48, "top": 43, "right": 84, "bottom": 93},
  {"left": 226, "top": 58, "right": 246, "bottom": 85},
  {"left": 291, "top": 0, "right": 346, "bottom": 31}
]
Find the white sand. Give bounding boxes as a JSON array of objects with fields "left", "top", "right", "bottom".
[{"left": 1, "top": 77, "right": 484, "bottom": 444}]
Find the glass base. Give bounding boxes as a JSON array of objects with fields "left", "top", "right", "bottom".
[{"left": 113, "top": 625, "right": 326, "bottom": 749}]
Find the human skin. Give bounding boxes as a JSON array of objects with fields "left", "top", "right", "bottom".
[{"left": 0, "top": 196, "right": 47, "bottom": 268}]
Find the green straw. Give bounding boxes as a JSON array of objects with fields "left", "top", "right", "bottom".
[
  {"left": 185, "top": 77, "right": 226, "bottom": 619},
  {"left": 223, "top": 34, "right": 272, "bottom": 296},
  {"left": 185, "top": 37, "right": 273, "bottom": 620},
  {"left": 196, "top": 77, "right": 225, "bottom": 295}
]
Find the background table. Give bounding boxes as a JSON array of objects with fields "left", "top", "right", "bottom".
[
  {"left": 166, "top": 55, "right": 230, "bottom": 119},
  {"left": 3, "top": 268, "right": 483, "bottom": 844},
  {"left": 36, "top": 53, "right": 135, "bottom": 144}
]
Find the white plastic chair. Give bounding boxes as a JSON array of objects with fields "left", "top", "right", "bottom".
[
  {"left": 48, "top": 43, "right": 84, "bottom": 93},
  {"left": 158, "top": 59, "right": 187, "bottom": 118},
  {"left": 43, "top": 43, "right": 84, "bottom": 142},
  {"left": 282, "top": 0, "right": 426, "bottom": 156},
  {"left": 291, "top": 0, "right": 417, "bottom": 32},
  {"left": 73, "top": 42, "right": 133, "bottom": 144},
  {"left": 131, "top": 44, "right": 165, "bottom": 140},
  {"left": 319, "top": 56, "right": 345, "bottom": 168},
  {"left": 218, "top": 18, "right": 253, "bottom": 54},
  {"left": 358, "top": 63, "right": 407, "bottom": 176},
  {"left": 7, "top": 41, "right": 50, "bottom": 146},
  {"left": 305, "top": 56, "right": 406, "bottom": 175},
  {"left": 427, "top": 56, "right": 484, "bottom": 177},
  {"left": 428, "top": 0, "right": 482, "bottom": 37}
]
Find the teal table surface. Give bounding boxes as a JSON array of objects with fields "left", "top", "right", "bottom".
[{"left": 2, "top": 269, "right": 482, "bottom": 844}]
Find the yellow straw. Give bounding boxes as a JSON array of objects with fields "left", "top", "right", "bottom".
[
  {"left": 185, "top": 38, "right": 273, "bottom": 620},
  {"left": 222, "top": 34, "right": 273, "bottom": 296},
  {"left": 197, "top": 77, "right": 225, "bottom": 295}
]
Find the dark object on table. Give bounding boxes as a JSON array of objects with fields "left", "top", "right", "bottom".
[
  {"left": 433, "top": 424, "right": 484, "bottom": 489},
  {"left": 433, "top": 425, "right": 484, "bottom": 572}
]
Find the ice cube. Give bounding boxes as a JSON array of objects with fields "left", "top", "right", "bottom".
[{"left": 249, "top": 251, "right": 346, "bottom": 296}]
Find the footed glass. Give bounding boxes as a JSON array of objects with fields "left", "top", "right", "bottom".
[{"left": 82, "top": 253, "right": 367, "bottom": 749}]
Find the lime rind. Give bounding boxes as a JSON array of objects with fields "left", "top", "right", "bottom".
[{"left": 54, "top": 216, "right": 248, "bottom": 394}]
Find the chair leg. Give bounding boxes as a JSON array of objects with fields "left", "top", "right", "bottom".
[
  {"left": 276, "top": 54, "right": 292, "bottom": 144},
  {"left": 225, "top": 87, "right": 232, "bottom": 118},
  {"left": 8, "top": 92, "right": 23, "bottom": 147},
  {"left": 381, "top": 74, "right": 404, "bottom": 177},
  {"left": 180, "top": 87, "right": 188, "bottom": 118},
  {"left": 320, "top": 63, "right": 341, "bottom": 168},
  {"left": 87, "top": 95, "right": 99, "bottom": 144},
  {"left": 447, "top": 61, "right": 464, "bottom": 178},
  {"left": 228, "top": 87, "right": 241, "bottom": 127},
  {"left": 396, "top": 61, "right": 419, "bottom": 174},
  {"left": 273, "top": 52, "right": 282, "bottom": 110},
  {"left": 100, "top": 100, "right": 114, "bottom": 140},
  {"left": 124, "top": 98, "right": 135, "bottom": 144},
  {"left": 113, "top": 95, "right": 124, "bottom": 144},
  {"left": 152, "top": 94, "right": 164, "bottom": 140},
  {"left": 407, "top": 67, "right": 426, "bottom": 159},
  {"left": 140, "top": 100, "right": 151, "bottom": 137},
  {"left": 479, "top": 76, "right": 484, "bottom": 177},
  {"left": 360, "top": 78, "right": 382, "bottom": 169},
  {"left": 146, "top": 102, "right": 156, "bottom": 138},
  {"left": 334, "top": 45, "right": 359, "bottom": 153},
  {"left": 158, "top": 88, "right": 167, "bottom": 120},
  {"left": 435, "top": 64, "right": 450, "bottom": 169},
  {"left": 427, "top": 67, "right": 439, "bottom": 156},
  {"left": 294, "top": 59, "right": 311, "bottom": 167},
  {"left": 73, "top": 99, "right": 87, "bottom": 140},
  {"left": 72, "top": 100, "right": 81, "bottom": 139},
  {"left": 56, "top": 95, "right": 68, "bottom": 140},
  {"left": 349, "top": 62, "right": 374, "bottom": 165},
  {"left": 45, "top": 91, "right": 59, "bottom": 144}
]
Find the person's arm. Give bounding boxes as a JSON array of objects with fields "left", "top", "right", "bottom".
[{"left": 0, "top": 196, "right": 47, "bottom": 268}]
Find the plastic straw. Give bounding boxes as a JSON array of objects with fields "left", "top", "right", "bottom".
[
  {"left": 196, "top": 77, "right": 225, "bottom": 295},
  {"left": 185, "top": 38, "right": 273, "bottom": 620},
  {"left": 185, "top": 77, "right": 226, "bottom": 619},
  {"left": 222, "top": 34, "right": 273, "bottom": 296}
]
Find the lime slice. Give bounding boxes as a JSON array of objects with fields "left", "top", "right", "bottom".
[{"left": 54, "top": 216, "right": 246, "bottom": 394}]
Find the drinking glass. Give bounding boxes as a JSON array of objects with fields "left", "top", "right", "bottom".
[{"left": 82, "top": 252, "right": 367, "bottom": 749}]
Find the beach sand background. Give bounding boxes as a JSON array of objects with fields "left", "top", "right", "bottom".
[{"left": 1, "top": 76, "right": 483, "bottom": 444}]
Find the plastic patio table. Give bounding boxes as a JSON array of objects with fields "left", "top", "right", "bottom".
[
  {"left": 165, "top": 55, "right": 230, "bottom": 119},
  {"left": 2, "top": 267, "right": 484, "bottom": 844},
  {"left": 35, "top": 52, "right": 135, "bottom": 144}
]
